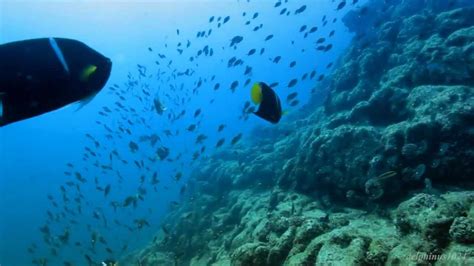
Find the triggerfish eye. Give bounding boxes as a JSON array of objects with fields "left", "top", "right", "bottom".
[{"left": 250, "top": 82, "right": 282, "bottom": 124}]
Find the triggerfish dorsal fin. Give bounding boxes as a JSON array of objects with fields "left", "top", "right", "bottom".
[
  {"left": 250, "top": 82, "right": 282, "bottom": 124},
  {"left": 80, "top": 64, "right": 98, "bottom": 82}
]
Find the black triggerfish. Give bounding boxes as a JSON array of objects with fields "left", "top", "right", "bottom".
[
  {"left": 0, "top": 38, "right": 112, "bottom": 126},
  {"left": 250, "top": 82, "right": 282, "bottom": 124}
]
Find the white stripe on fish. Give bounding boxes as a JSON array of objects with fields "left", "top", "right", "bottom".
[{"left": 49, "top": 37, "right": 70, "bottom": 74}]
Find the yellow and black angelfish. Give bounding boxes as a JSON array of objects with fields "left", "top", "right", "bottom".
[{"left": 250, "top": 82, "right": 282, "bottom": 124}]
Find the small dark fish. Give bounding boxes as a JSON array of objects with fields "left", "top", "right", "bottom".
[
  {"left": 329, "top": 30, "right": 335, "bottom": 37},
  {"left": 151, "top": 172, "right": 159, "bottom": 185},
  {"left": 273, "top": 56, "right": 281, "bottom": 63},
  {"left": 289, "top": 99, "right": 300, "bottom": 106},
  {"left": 195, "top": 134, "right": 208, "bottom": 144},
  {"left": 161, "top": 225, "right": 170, "bottom": 235},
  {"left": 216, "top": 138, "right": 225, "bottom": 148},
  {"left": 209, "top": 16, "right": 214, "bottom": 23},
  {"left": 223, "top": 16, "right": 230, "bottom": 24},
  {"left": 187, "top": 124, "right": 197, "bottom": 132},
  {"left": 289, "top": 61, "right": 296, "bottom": 68},
  {"left": 174, "top": 172, "right": 182, "bottom": 181},
  {"left": 129, "top": 141, "right": 139, "bottom": 152},
  {"left": 156, "top": 146, "right": 170, "bottom": 160},
  {"left": 299, "top": 25, "right": 307, "bottom": 32},
  {"left": 231, "top": 133, "right": 243, "bottom": 145},
  {"left": 194, "top": 109, "right": 201, "bottom": 118},
  {"left": 217, "top": 124, "right": 226, "bottom": 132},
  {"left": 309, "top": 26, "right": 318, "bottom": 33},
  {"left": 104, "top": 185, "right": 111, "bottom": 197},
  {"left": 230, "top": 36, "right": 243, "bottom": 47},
  {"left": 286, "top": 92, "right": 298, "bottom": 101},
  {"left": 324, "top": 44, "right": 333, "bottom": 51},
  {"left": 274, "top": 2, "right": 281, "bottom": 8},
  {"left": 244, "top": 66, "right": 252, "bottom": 75},
  {"left": 148, "top": 47, "right": 153, "bottom": 52},
  {"left": 214, "top": 83, "right": 220, "bottom": 90},
  {"left": 230, "top": 80, "right": 239, "bottom": 92},
  {"left": 337, "top": 1, "right": 346, "bottom": 10},
  {"left": 248, "top": 48, "right": 256, "bottom": 55},
  {"left": 280, "top": 8, "right": 287, "bottom": 15},
  {"left": 316, "top": 37, "right": 326, "bottom": 44},
  {"left": 123, "top": 195, "right": 137, "bottom": 208},
  {"left": 295, "top": 5, "right": 307, "bottom": 14},
  {"left": 288, "top": 79, "right": 298, "bottom": 88},
  {"left": 264, "top": 34, "right": 274, "bottom": 41}
]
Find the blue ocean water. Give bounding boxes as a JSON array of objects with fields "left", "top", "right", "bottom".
[{"left": 0, "top": 0, "right": 359, "bottom": 265}]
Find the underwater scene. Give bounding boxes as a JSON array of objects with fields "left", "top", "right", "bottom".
[{"left": 0, "top": 0, "right": 473, "bottom": 265}]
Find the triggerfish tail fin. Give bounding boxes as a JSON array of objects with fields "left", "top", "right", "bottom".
[{"left": 80, "top": 64, "right": 98, "bottom": 82}]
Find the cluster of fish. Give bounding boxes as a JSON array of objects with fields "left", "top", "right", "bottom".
[{"left": 22, "top": 0, "right": 365, "bottom": 265}]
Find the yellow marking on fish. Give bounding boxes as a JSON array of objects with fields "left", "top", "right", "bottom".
[
  {"left": 80, "top": 64, "right": 97, "bottom": 82},
  {"left": 251, "top": 83, "right": 262, "bottom": 104}
]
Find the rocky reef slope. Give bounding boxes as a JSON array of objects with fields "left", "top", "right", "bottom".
[
  {"left": 123, "top": 0, "right": 474, "bottom": 265},
  {"left": 128, "top": 191, "right": 473, "bottom": 265}
]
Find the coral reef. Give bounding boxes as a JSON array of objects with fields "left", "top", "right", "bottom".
[
  {"left": 123, "top": 190, "right": 474, "bottom": 265},
  {"left": 123, "top": 0, "right": 474, "bottom": 265}
]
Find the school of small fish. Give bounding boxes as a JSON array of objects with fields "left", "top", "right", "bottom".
[{"left": 27, "top": 1, "right": 364, "bottom": 265}]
